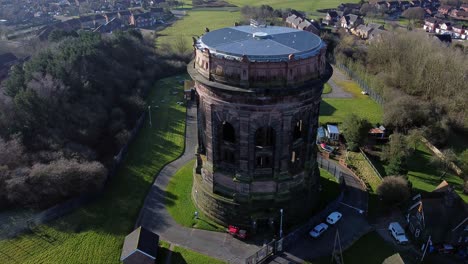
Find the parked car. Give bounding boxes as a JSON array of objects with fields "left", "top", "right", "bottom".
[
  {"left": 309, "top": 223, "right": 329, "bottom": 238},
  {"left": 228, "top": 225, "right": 247, "bottom": 239},
  {"left": 326, "top": 212, "right": 342, "bottom": 225},
  {"left": 388, "top": 222, "right": 409, "bottom": 245}
]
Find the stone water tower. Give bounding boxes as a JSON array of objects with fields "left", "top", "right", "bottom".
[{"left": 188, "top": 25, "right": 332, "bottom": 230}]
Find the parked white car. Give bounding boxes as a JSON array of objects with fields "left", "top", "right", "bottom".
[
  {"left": 388, "top": 222, "right": 409, "bottom": 245},
  {"left": 326, "top": 212, "right": 342, "bottom": 225},
  {"left": 309, "top": 223, "right": 329, "bottom": 238}
]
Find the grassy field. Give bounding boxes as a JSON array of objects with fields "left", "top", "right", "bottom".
[
  {"left": 158, "top": 241, "right": 226, "bottom": 264},
  {"left": 407, "top": 144, "right": 467, "bottom": 202},
  {"left": 0, "top": 75, "right": 187, "bottom": 264},
  {"left": 156, "top": 10, "right": 241, "bottom": 52},
  {"left": 323, "top": 82, "right": 332, "bottom": 94},
  {"left": 342, "top": 231, "right": 396, "bottom": 263},
  {"left": 319, "top": 98, "right": 383, "bottom": 125},
  {"left": 319, "top": 71, "right": 383, "bottom": 125},
  {"left": 165, "top": 160, "right": 225, "bottom": 232}
]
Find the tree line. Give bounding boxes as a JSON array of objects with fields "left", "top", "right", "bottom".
[{"left": 0, "top": 29, "right": 187, "bottom": 209}]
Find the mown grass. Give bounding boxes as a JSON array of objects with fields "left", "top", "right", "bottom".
[
  {"left": 342, "top": 231, "right": 396, "bottom": 263},
  {"left": 318, "top": 168, "right": 342, "bottom": 210},
  {"left": 323, "top": 82, "right": 332, "bottom": 94},
  {"left": 319, "top": 98, "right": 383, "bottom": 125},
  {"left": 165, "top": 160, "right": 225, "bottom": 232},
  {"left": 0, "top": 75, "right": 187, "bottom": 264},
  {"left": 156, "top": 10, "right": 241, "bottom": 52},
  {"left": 407, "top": 144, "right": 467, "bottom": 202},
  {"left": 157, "top": 241, "right": 225, "bottom": 264}
]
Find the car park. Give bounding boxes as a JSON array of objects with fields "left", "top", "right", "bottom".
[
  {"left": 309, "top": 223, "right": 329, "bottom": 238},
  {"left": 326, "top": 212, "right": 342, "bottom": 225},
  {"left": 388, "top": 222, "right": 409, "bottom": 245}
]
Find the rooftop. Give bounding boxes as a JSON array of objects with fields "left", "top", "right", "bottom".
[{"left": 196, "top": 25, "right": 324, "bottom": 62}]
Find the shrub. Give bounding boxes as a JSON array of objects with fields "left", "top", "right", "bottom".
[{"left": 377, "top": 176, "right": 410, "bottom": 205}]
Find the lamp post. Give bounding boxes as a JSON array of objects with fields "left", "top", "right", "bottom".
[
  {"left": 279, "top": 208, "right": 283, "bottom": 238},
  {"left": 148, "top": 105, "right": 152, "bottom": 127}
]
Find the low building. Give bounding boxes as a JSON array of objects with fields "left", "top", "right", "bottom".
[
  {"left": 406, "top": 182, "right": 468, "bottom": 256},
  {"left": 435, "top": 21, "right": 452, "bottom": 34},
  {"left": 327, "top": 124, "right": 340, "bottom": 141},
  {"left": 340, "top": 14, "right": 364, "bottom": 29},
  {"left": 353, "top": 23, "right": 384, "bottom": 39},
  {"left": 423, "top": 17, "right": 439, "bottom": 32},
  {"left": 120, "top": 226, "right": 159, "bottom": 264},
  {"left": 462, "top": 3, "right": 468, "bottom": 12},
  {"left": 285, "top": 14, "right": 320, "bottom": 35},
  {"left": 324, "top": 10, "right": 340, "bottom": 25},
  {"left": 451, "top": 24, "right": 465, "bottom": 38},
  {"left": 438, "top": 5, "right": 454, "bottom": 15}
]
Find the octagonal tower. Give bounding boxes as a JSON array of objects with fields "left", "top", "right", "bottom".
[{"left": 188, "top": 25, "right": 332, "bottom": 230}]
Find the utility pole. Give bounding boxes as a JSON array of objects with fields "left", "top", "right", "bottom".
[
  {"left": 148, "top": 106, "right": 152, "bottom": 127},
  {"left": 279, "top": 208, "right": 283, "bottom": 238},
  {"left": 332, "top": 229, "right": 344, "bottom": 264}
]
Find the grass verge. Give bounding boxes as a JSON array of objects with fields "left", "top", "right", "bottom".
[
  {"left": 165, "top": 160, "right": 225, "bottom": 232},
  {"left": 323, "top": 82, "right": 332, "bottom": 94},
  {"left": 319, "top": 98, "right": 382, "bottom": 125},
  {"left": 0, "top": 75, "right": 187, "bottom": 264}
]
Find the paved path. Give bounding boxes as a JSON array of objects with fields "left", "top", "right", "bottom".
[
  {"left": 136, "top": 102, "right": 260, "bottom": 264},
  {"left": 322, "top": 66, "right": 353, "bottom": 98}
]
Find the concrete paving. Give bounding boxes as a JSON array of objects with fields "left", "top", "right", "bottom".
[
  {"left": 322, "top": 66, "right": 354, "bottom": 99},
  {"left": 135, "top": 102, "right": 260, "bottom": 264}
]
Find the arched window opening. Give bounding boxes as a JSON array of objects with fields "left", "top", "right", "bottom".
[
  {"left": 255, "top": 127, "right": 275, "bottom": 147},
  {"left": 293, "top": 120, "right": 303, "bottom": 141},
  {"left": 256, "top": 155, "right": 272, "bottom": 168},
  {"left": 222, "top": 122, "right": 235, "bottom": 143},
  {"left": 223, "top": 149, "right": 235, "bottom": 164}
]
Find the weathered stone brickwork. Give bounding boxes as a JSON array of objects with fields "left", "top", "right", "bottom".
[{"left": 189, "top": 25, "right": 332, "bottom": 230}]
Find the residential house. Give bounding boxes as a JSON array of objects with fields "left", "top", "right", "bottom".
[
  {"left": 461, "top": 4, "right": 468, "bottom": 12},
  {"left": 337, "top": 3, "right": 361, "bottom": 12},
  {"left": 406, "top": 182, "right": 468, "bottom": 255},
  {"left": 410, "top": 0, "right": 421, "bottom": 7},
  {"left": 425, "top": 6, "right": 438, "bottom": 15},
  {"left": 326, "top": 125, "right": 340, "bottom": 141},
  {"left": 386, "top": 1, "right": 400, "bottom": 12},
  {"left": 368, "top": 28, "right": 388, "bottom": 42},
  {"left": 353, "top": 23, "right": 384, "bottom": 39},
  {"left": 375, "top": 1, "right": 389, "bottom": 10},
  {"left": 423, "top": 17, "right": 439, "bottom": 32},
  {"left": 340, "top": 14, "right": 364, "bottom": 29},
  {"left": 285, "top": 14, "right": 319, "bottom": 35},
  {"left": 93, "top": 17, "right": 126, "bottom": 33},
  {"left": 451, "top": 24, "right": 465, "bottom": 38},
  {"left": 436, "top": 21, "right": 452, "bottom": 34},
  {"left": 324, "top": 10, "right": 340, "bottom": 25},
  {"left": 438, "top": 5, "right": 453, "bottom": 15},
  {"left": 79, "top": 14, "right": 107, "bottom": 29},
  {"left": 119, "top": 10, "right": 134, "bottom": 25},
  {"left": 450, "top": 10, "right": 468, "bottom": 21},
  {"left": 399, "top": 0, "right": 411, "bottom": 10},
  {"left": 133, "top": 12, "right": 154, "bottom": 28},
  {"left": 120, "top": 226, "right": 159, "bottom": 264}
]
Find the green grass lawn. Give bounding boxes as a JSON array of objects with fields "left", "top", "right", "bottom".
[
  {"left": 342, "top": 231, "right": 396, "bottom": 264},
  {"left": 312, "top": 231, "right": 395, "bottom": 264},
  {"left": 0, "top": 75, "right": 187, "bottom": 264},
  {"left": 157, "top": 241, "right": 226, "bottom": 264},
  {"left": 323, "top": 82, "right": 332, "bottom": 94},
  {"left": 319, "top": 73, "right": 383, "bottom": 125},
  {"left": 156, "top": 10, "right": 241, "bottom": 52},
  {"left": 318, "top": 168, "right": 341, "bottom": 210},
  {"left": 319, "top": 98, "right": 383, "bottom": 125},
  {"left": 407, "top": 144, "right": 467, "bottom": 202},
  {"left": 165, "top": 160, "right": 225, "bottom": 232}
]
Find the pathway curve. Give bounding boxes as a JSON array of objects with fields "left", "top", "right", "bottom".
[
  {"left": 135, "top": 102, "right": 260, "bottom": 264},
  {"left": 322, "top": 66, "right": 354, "bottom": 98}
]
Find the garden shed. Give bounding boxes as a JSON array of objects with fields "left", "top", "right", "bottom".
[
  {"left": 327, "top": 124, "right": 340, "bottom": 141},
  {"left": 121, "top": 226, "right": 159, "bottom": 264}
]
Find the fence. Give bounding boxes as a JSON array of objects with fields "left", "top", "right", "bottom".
[
  {"left": 0, "top": 113, "right": 147, "bottom": 240},
  {"left": 336, "top": 63, "right": 384, "bottom": 105},
  {"left": 359, "top": 148, "right": 383, "bottom": 180}
]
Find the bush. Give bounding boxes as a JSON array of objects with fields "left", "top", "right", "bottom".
[
  {"left": 377, "top": 176, "right": 410, "bottom": 205},
  {"left": 341, "top": 114, "right": 372, "bottom": 151}
]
